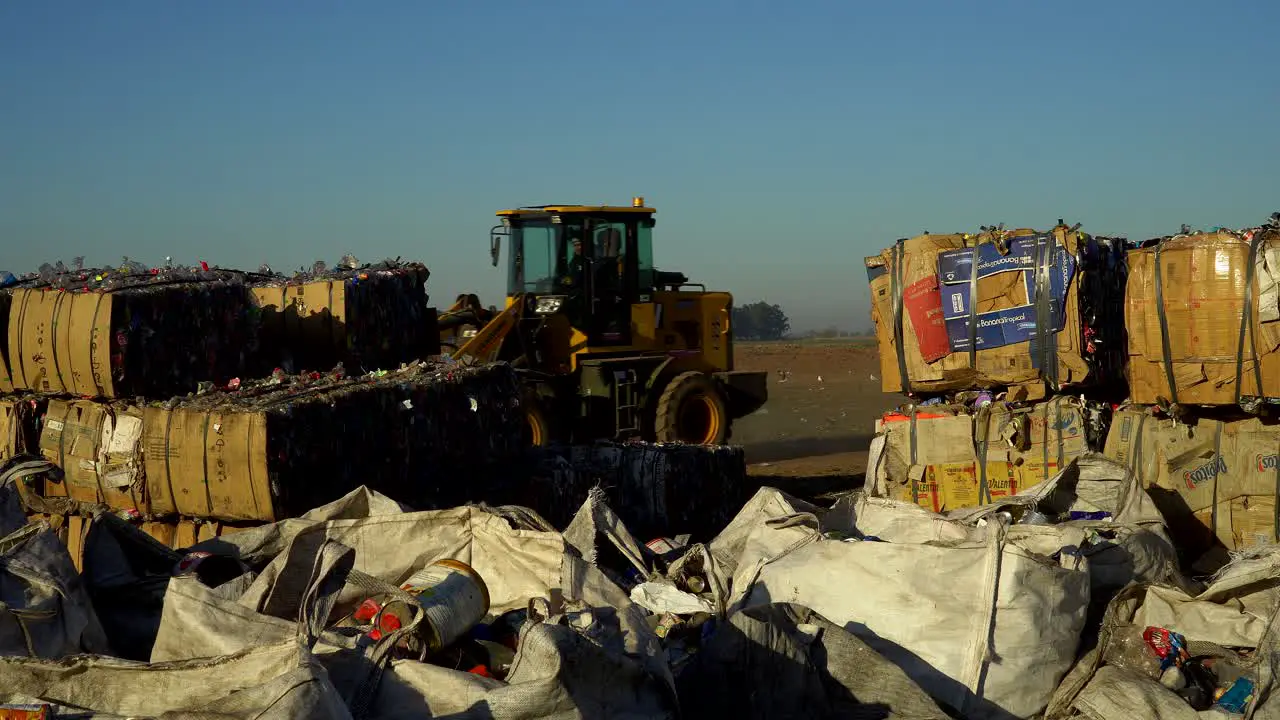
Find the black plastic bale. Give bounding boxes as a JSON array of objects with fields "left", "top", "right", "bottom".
[
  {"left": 1074, "top": 235, "right": 1129, "bottom": 398},
  {"left": 503, "top": 442, "right": 751, "bottom": 542},
  {"left": 4, "top": 269, "right": 257, "bottom": 399},
  {"left": 250, "top": 261, "right": 434, "bottom": 375},
  {"left": 143, "top": 360, "right": 524, "bottom": 521}
]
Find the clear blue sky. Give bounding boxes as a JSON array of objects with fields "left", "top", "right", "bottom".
[{"left": 3, "top": 1, "right": 1277, "bottom": 331}]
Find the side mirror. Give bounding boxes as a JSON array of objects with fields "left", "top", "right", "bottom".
[{"left": 489, "top": 234, "right": 501, "bottom": 267}]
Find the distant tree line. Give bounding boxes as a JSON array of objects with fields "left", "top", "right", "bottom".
[
  {"left": 731, "top": 301, "right": 791, "bottom": 340},
  {"left": 731, "top": 301, "right": 876, "bottom": 340},
  {"left": 799, "top": 326, "right": 875, "bottom": 339}
]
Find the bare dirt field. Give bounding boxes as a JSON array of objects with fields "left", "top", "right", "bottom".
[{"left": 730, "top": 339, "right": 902, "bottom": 498}]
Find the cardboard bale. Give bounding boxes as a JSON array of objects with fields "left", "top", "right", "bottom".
[
  {"left": 509, "top": 442, "right": 751, "bottom": 541},
  {"left": 0, "top": 276, "right": 54, "bottom": 394},
  {"left": 0, "top": 395, "right": 45, "bottom": 462},
  {"left": 139, "top": 360, "right": 522, "bottom": 522},
  {"left": 870, "top": 396, "right": 1091, "bottom": 513},
  {"left": 1126, "top": 227, "right": 1280, "bottom": 407},
  {"left": 37, "top": 399, "right": 146, "bottom": 513},
  {"left": 865, "top": 225, "right": 1126, "bottom": 397},
  {"left": 1105, "top": 405, "right": 1280, "bottom": 560},
  {"left": 5, "top": 272, "right": 256, "bottom": 399},
  {"left": 251, "top": 261, "right": 435, "bottom": 374},
  {"left": 0, "top": 289, "right": 20, "bottom": 394}
]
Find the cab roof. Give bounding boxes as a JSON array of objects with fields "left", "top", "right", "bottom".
[{"left": 496, "top": 204, "right": 656, "bottom": 217}]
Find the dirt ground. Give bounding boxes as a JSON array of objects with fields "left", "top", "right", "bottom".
[{"left": 731, "top": 340, "right": 901, "bottom": 498}]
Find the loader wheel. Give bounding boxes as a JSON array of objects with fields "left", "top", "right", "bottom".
[
  {"left": 655, "top": 372, "right": 728, "bottom": 445},
  {"left": 523, "top": 396, "right": 552, "bottom": 447}
]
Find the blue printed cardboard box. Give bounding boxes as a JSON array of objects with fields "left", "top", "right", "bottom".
[{"left": 935, "top": 234, "right": 1076, "bottom": 357}]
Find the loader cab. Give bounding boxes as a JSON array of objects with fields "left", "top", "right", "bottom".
[{"left": 493, "top": 199, "right": 657, "bottom": 347}]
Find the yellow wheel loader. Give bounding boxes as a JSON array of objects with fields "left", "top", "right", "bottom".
[{"left": 443, "top": 197, "right": 767, "bottom": 446}]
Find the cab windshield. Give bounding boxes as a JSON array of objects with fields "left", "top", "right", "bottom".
[
  {"left": 506, "top": 218, "right": 598, "bottom": 296},
  {"left": 508, "top": 220, "right": 565, "bottom": 295},
  {"left": 506, "top": 215, "right": 653, "bottom": 296}
]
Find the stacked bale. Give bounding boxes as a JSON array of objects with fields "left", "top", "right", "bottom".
[
  {"left": 250, "top": 260, "right": 437, "bottom": 374},
  {"left": 870, "top": 395, "right": 1096, "bottom": 512},
  {"left": 864, "top": 214, "right": 1280, "bottom": 563},
  {"left": 4, "top": 268, "right": 257, "bottom": 398},
  {"left": 25, "top": 511, "right": 247, "bottom": 572},
  {"left": 0, "top": 395, "right": 45, "bottom": 463},
  {"left": 17, "top": 362, "right": 522, "bottom": 524},
  {"left": 1124, "top": 226, "right": 1280, "bottom": 409},
  {"left": 1101, "top": 220, "right": 1280, "bottom": 562},
  {"left": 505, "top": 442, "right": 750, "bottom": 541},
  {"left": 864, "top": 223, "right": 1127, "bottom": 399},
  {"left": 0, "top": 257, "right": 524, "bottom": 552},
  {"left": 1104, "top": 407, "right": 1280, "bottom": 562},
  {"left": 864, "top": 222, "right": 1124, "bottom": 511}
]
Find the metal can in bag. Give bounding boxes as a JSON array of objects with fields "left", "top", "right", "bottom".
[{"left": 400, "top": 559, "right": 491, "bottom": 651}]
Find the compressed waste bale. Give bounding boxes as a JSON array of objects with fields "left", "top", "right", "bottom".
[
  {"left": 139, "top": 361, "right": 522, "bottom": 522},
  {"left": 0, "top": 273, "right": 56, "bottom": 393},
  {"left": 0, "top": 396, "right": 44, "bottom": 463},
  {"left": 36, "top": 399, "right": 146, "bottom": 513},
  {"left": 1126, "top": 224, "right": 1280, "bottom": 409},
  {"left": 865, "top": 223, "right": 1127, "bottom": 398},
  {"left": 5, "top": 268, "right": 257, "bottom": 398},
  {"left": 1105, "top": 405, "right": 1280, "bottom": 562},
  {"left": 868, "top": 395, "right": 1099, "bottom": 512},
  {"left": 716, "top": 485, "right": 1093, "bottom": 719},
  {"left": 1046, "top": 548, "right": 1280, "bottom": 720},
  {"left": 510, "top": 442, "right": 750, "bottom": 541},
  {"left": 251, "top": 260, "right": 435, "bottom": 374}
]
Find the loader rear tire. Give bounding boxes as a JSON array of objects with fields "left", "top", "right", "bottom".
[
  {"left": 522, "top": 394, "right": 553, "bottom": 447},
  {"left": 654, "top": 372, "right": 728, "bottom": 446}
]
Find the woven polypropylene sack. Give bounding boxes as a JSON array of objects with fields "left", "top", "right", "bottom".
[
  {"left": 0, "top": 520, "right": 111, "bottom": 659},
  {"left": 151, "top": 486, "right": 676, "bottom": 719},
  {"left": 721, "top": 488, "right": 1091, "bottom": 719},
  {"left": 1047, "top": 548, "right": 1280, "bottom": 720},
  {"left": 677, "top": 602, "right": 951, "bottom": 720},
  {"left": 0, "top": 540, "right": 358, "bottom": 719}
]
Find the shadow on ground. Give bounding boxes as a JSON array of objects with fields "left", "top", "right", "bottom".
[
  {"left": 743, "top": 472, "right": 867, "bottom": 503},
  {"left": 742, "top": 433, "right": 872, "bottom": 464}
]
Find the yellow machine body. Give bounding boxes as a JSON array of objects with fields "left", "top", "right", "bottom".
[{"left": 448, "top": 199, "right": 767, "bottom": 445}]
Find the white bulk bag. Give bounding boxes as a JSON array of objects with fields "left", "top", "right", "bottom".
[
  {"left": 1048, "top": 548, "right": 1280, "bottom": 719},
  {"left": 719, "top": 487, "right": 1090, "bottom": 719},
  {"left": 0, "top": 520, "right": 111, "bottom": 659},
  {"left": 0, "top": 540, "right": 358, "bottom": 719},
  {"left": 150, "top": 487, "right": 675, "bottom": 719}
]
